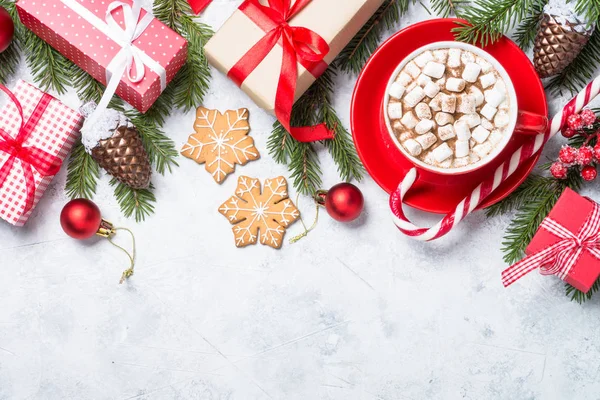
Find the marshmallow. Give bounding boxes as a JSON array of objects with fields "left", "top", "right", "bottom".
[
  {"left": 424, "top": 81, "right": 440, "bottom": 98},
  {"left": 454, "top": 121, "right": 471, "bottom": 140},
  {"left": 499, "top": 99, "right": 509, "bottom": 110},
  {"left": 414, "top": 51, "right": 434, "bottom": 68},
  {"left": 415, "top": 132, "right": 437, "bottom": 150},
  {"left": 446, "top": 78, "right": 466, "bottom": 92},
  {"left": 469, "top": 153, "right": 481, "bottom": 163},
  {"left": 438, "top": 125, "right": 456, "bottom": 141},
  {"left": 415, "top": 119, "right": 435, "bottom": 134},
  {"left": 494, "top": 80, "right": 506, "bottom": 93},
  {"left": 476, "top": 57, "right": 492, "bottom": 73},
  {"left": 480, "top": 104, "right": 497, "bottom": 120},
  {"left": 461, "top": 51, "right": 476, "bottom": 64},
  {"left": 399, "top": 131, "right": 412, "bottom": 142},
  {"left": 473, "top": 142, "right": 493, "bottom": 158},
  {"left": 396, "top": 72, "right": 413, "bottom": 86},
  {"left": 429, "top": 93, "right": 442, "bottom": 111},
  {"left": 489, "top": 129, "right": 504, "bottom": 145},
  {"left": 494, "top": 111, "right": 510, "bottom": 127},
  {"left": 481, "top": 118, "right": 494, "bottom": 131},
  {"left": 406, "top": 82, "right": 418, "bottom": 92},
  {"left": 433, "top": 49, "right": 448, "bottom": 63},
  {"left": 439, "top": 158, "right": 453, "bottom": 169},
  {"left": 457, "top": 95, "right": 477, "bottom": 114},
  {"left": 403, "top": 139, "right": 422, "bottom": 157},
  {"left": 462, "top": 62, "right": 482, "bottom": 82},
  {"left": 453, "top": 156, "right": 470, "bottom": 168},
  {"left": 469, "top": 86, "right": 484, "bottom": 106},
  {"left": 401, "top": 111, "right": 418, "bottom": 129},
  {"left": 388, "top": 82, "right": 406, "bottom": 99},
  {"left": 432, "top": 142, "right": 453, "bottom": 162},
  {"left": 441, "top": 94, "right": 457, "bottom": 113},
  {"left": 417, "top": 74, "right": 432, "bottom": 87},
  {"left": 415, "top": 103, "right": 432, "bottom": 119},
  {"left": 435, "top": 112, "right": 455, "bottom": 126},
  {"left": 448, "top": 48, "right": 461, "bottom": 68},
  {"left": 485, "top": 88, "right": 506, "bottom": 108},
  {"left": 480, "top": 72, "right": 497, "bottom": 88},
  {"left": 405, "top": 61, "right": 421, "bottom": 79},
  {"left": 423, "top": 61, "right": 446, "bottom": 79},
  {"left": 404, "top": 86, "right": 426, "bottom": 108},
  {"left": 455, "top": 140, "right": 470, "bottom": 158},
  {"left": 459, "top": 113, "right": 481, "bottom": 128},
  {"left": 472, "top": 125, "right": 491, "bottom": 143},
  {"left": 387, "top": 102, "right": 403, "bottom": 119}
]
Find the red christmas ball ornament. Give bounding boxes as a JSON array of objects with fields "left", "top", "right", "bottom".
[
  {"left": 550, "top": 162, "right": 568, "bottom": 179},
  {"left": 60, "top": 198, "right": 112, "bottom": 239},
  {"left": 562, "top": 128, "right": 576, "bottom": 138},
  {"left": 577, "top": 146, "right": 594, "bottom": 166},
  {"left": 558, "top": 145, "right": 577, "bottom": 164},
  {"left": 316, "top": 183, "right": 364, "bottom": 222},
  {"left": 568, "top": 114, "right": 584, "bottom": 131},
  {"left": 581, "top": 165, "right": 598, "bottom": 181},
  {"left": 581, "top": 109, "right": 597, "bottom": 126},
  {"left": 0, "top": 6, "right": 14, "bottom": 53}
]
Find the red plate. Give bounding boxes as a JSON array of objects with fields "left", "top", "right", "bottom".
[{"left": 351, "top": 19, "right": 547, "bottom": 214}]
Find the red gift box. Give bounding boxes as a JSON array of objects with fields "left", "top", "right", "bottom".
[
  {"left": 16, "top": 0, "right": 188, "bottom": 113},
  {"left": 0, "top": 80, "right": 83, "bottom": 226},
  {"left": 502, "top": 187, "right": 600, "bottom": 293}
]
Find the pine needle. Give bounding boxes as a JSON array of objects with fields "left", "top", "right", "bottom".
[
  {"left": 289, "top": 143, "right": 322, "bottom": 196},
  {"left": 428, "top": 0, "right": 466, "bottom": 18},
  {"left": 566, "top": 279, "right": 600, "bottom": 304},
  {"left": 110, "top": 179, "right": 156, "bottom": 222},
  {"left": 513, "top": 0, "right": 547, "bottom": 51},
  {"left": 0, "top": 41, "right": 20, "bottom": 84},
  {"left": 576, "top": 0, "right": 600, "bottom": 25},
  {"left": 65, "top": 141, "right": 100, "bottom": 199}
]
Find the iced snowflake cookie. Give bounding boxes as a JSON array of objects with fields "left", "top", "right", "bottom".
[
  {"left": 386, "top": 46, "right": 511, "bottom": 170},
  {"left": 181, "top": 107, "right": 260, "bottom": 183},
  {"left": 219, "top": 176, "right": 300, "bottom": 248}
]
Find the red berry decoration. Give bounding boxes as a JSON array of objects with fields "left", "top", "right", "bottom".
[
  {"left": 581, "top": 109, "right": 597, "bottom": 126},
  {"left": 558, "top": 145, "right": 577, "bottom": 164},
  {"left": 581, "top": 165, "right": 598, "bottom": 182},
  {"left": 562, "top": 128, "right": 576, "bottom": 138},
  {"left": 316, "top": 183, "right": 364, "bottom": 222},
  {"left": 594, "top": 143, "right": 600, "bottom": 160},
  {"left": 550, "top": 162, "right": 568, "bottom": 179},
  {"left": 577, "top": 146, "right": 594, "bottom": 166},
  {"left": 567, "top": 114, "right": 584, "bottom": 131},
  {"left": 0, "top": 6, "right": 14, "bottom": 53}
]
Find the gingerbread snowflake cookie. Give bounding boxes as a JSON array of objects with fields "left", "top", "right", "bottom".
[
  {"left": 181, "top": 107, "right": 260, "bottom": 183},
  {"left": 219, "top": 176, "right": 300, "bottom": 248}
]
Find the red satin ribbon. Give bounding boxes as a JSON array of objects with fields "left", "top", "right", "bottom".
[
  {"left": 188, "top": 0, "right": 211, "bottom": 14},
  {"left": 228, "top": 0, "right": 335, "bottom": 142},
  {"left": 0, "top": 85, "right": 62, "bottom": 214}
]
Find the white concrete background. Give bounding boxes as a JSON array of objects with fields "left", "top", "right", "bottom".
[{"left": 2, "top": 1, "right": 600, "bottom": 399}]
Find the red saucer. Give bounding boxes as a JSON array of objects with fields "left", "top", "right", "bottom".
[{"left": 351, "top": 19, "right": 547, "bottom": 214}]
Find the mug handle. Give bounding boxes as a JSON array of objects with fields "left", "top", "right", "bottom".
[{"left": 514, "top": 110, "right": 549, "bottom": 135}]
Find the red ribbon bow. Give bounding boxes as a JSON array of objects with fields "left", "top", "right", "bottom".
[
  {"left": 502, "top": 202, "right": 600, "bottom": 287},
  {"left": 0, "top": 85, "right": 62, "bottom": 214},
  {"left": 228, "top": 0, "right": 335, "bottom": 142}
]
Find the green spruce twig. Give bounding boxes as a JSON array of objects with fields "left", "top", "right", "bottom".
[
  {"left": 110, "top": 179, "right": 156, "bottom": 222},
  {"left": 566, "top": 278, "right": 600, "bottom": 304},
  {"left": 65, "top": 141, "right": 100, "bottom": 199},
  {"left": 428, "top": 0, "right": 466, "bottom": 18},
  {"left": 513, "top": 0, "right": 547, "bottom": 51},
  {"left": 575, "top": 0, "right": 600, "bottom": 25}
]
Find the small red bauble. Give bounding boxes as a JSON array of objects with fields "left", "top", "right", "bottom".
[
  {"left": 318, "top": 183, "right": 364, "bottom": 222},
  {"left": 581, "top": 165, "right": 597, "bottom": 181},
  {"left": 60, "top": 198, "right": 102, "bottom": 239},
  {"left": 594, "top": 143, "right": 600, "bottom": 160},
  {"left": 562, "top": 128, "right": 576, "bottom": 138},
  {"left": 568, "top": 114, "right": 584, "bottom": 131},
  {"left": 581, "top": 109, "right": 597, "bottom": 126},
  {"left": 576, "top": 146, "right": 594, "bottom": 166},
  {"left": 0, "top": 6, "right": 14, "bottom": 53},
  {"left": 550, "top": 162, "right": 568, "bottom": 179},
  {"left": 558, "top": 146, "right": 577, "bottom": 164}
]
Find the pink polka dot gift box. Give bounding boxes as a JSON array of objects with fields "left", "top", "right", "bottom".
[{"left": 16, "top": 0, "right": 188, "bottom": 113}]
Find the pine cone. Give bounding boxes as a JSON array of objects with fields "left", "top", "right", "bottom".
[
  {"left": 91, "top": 125, "right": 152, "bottom": 189},
  {"left": 534, "top": 13, "right": 595, "bottom": 78}
]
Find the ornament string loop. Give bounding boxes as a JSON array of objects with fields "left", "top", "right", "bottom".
[
  {"left": 289, "top": 193, "right": 320, "bottom": 244},
  {"left": 107, "top": 227, "right": 136, "bottom": 284}
]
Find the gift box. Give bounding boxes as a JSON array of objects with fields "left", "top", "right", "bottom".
[
  {"left": 0, "top": 80, "right": 83, "bottom": 226},
  {"left": 204, "top": 0, "right": 384, "bottom": 127},
  {"left": 502, "top": 188, "right": 600, "bottom": 293},
  {"left": 16, "top": 0, "right": 188, "bottom": 113}
]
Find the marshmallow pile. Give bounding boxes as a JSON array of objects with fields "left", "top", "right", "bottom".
[{"left": 387, "top": 47, "right": 511, "bottom": 169}]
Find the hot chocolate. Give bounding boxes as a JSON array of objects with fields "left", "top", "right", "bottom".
[{"left": 386, "top": 47, "right": 511, "bottom": 169}]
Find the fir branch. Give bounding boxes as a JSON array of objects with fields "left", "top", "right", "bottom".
[
  {"left": 110, "top": 179, "right": 156, "bottom": 222},
  {"left": 453, "top": 0, "right": 539, "bottom": 47},
  {"left": 65, "top": 141, "right": 100, "bottom": 199},
  {"left": 575, "top": 0, "right": 600, "bottom": 25},
  {"left": 566, "top": 278, "right": 600, "bottom": 304},
  {"left": 336, "top": 0, "right": 414, "bottom": 74},
  {"left": 0, "top": 41, "right": 20, "bottom": 84},
  {"left": 429, "top": 0, "right": 466, "bottom": 18},
  {"left": 21, "top": 29, "right": 72, "bottom": 94},
  {"left": 546, "top": 28, "right": 600, "bottom": 96},
  {"left": 289, "top": 143, "right": 322, "bottom": 196},
  {"left": 513, "top": 0, "right": 547, "bottom": 51},
  {"left": 267, "top": 123, "right": 297, "bottom": 165}
]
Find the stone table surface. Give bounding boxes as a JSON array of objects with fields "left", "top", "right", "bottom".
[{"left": 2, "top": 1, "right": 600, "bottom": 399}]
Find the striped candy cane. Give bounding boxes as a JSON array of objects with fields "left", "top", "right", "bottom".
[{"left": 390, "top": 75, "right": 600, "bottom": 241}]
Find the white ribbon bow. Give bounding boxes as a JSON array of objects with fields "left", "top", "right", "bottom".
[{"left": 61, "top": 0, "right": 167, "bottom": 122}]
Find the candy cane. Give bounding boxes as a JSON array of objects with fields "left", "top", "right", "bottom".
[{"left": 390, "top": 75, "right": 600, "bottom": 241}]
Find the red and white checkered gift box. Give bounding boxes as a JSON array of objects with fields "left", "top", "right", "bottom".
[{"left": 0, "top": 80, "right": 83, "bottom": 226}]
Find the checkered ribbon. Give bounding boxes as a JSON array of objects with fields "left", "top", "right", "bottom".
[
  {"left": 0, "top": 84, "right": 62, "bottom": 214},
  {"left": 502, "top": 202, "right": 600, "bottom": 287}
]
